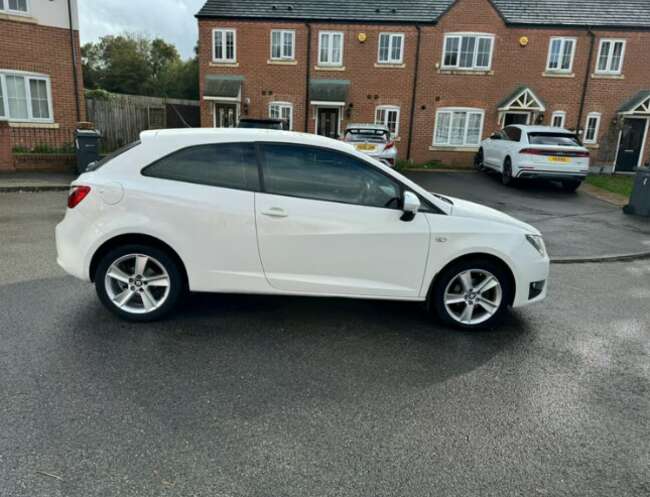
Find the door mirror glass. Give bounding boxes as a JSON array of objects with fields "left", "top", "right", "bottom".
[
  {"left": 401, "top": 191, "right": 420, "bottom": 221},
  {"left": 490, "top": 132, "right": 502, "bottom": 140}
]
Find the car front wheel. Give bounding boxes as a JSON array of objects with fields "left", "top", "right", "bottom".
[
  {"left": 95, "top": 244, "right": 184, "bottom": 322},
  {"left": 502, "top": 159, "right": 515, "bottom": 186},
  {"left": 430, "top": 258, "right": 513, "bottom": 330}
]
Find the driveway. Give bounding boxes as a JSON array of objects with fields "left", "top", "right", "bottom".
[
  {"left": 405, "top": 171, "right": 650, "bottom": 259},
  {"left": 1, "top": 191, "right": 649, "bottom": 497}
]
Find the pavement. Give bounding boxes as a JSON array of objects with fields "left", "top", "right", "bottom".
[
  {"left": 405, "top": 170, "right": 650, "bottom": 260},
  {"left": 1, "top": 191, "right": 649, "bottom": 497},
  {"left": 0, "top": 172, "right": 74, "bottom": 192}
]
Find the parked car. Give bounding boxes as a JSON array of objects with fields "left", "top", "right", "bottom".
[
  {"left": 343, "top": 123, "right": 397, "bottom": 167},
  {"left": 476, "top": 125, "right": 590, "bottom": 191},
  {"left": 237, "top": 118, "right": 284, "bottom": 130},
  {"left": 56, "top": 128, "right": 549, "bottom": 330}
]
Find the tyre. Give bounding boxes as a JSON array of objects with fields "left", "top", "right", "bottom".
[
  {"left": 474, "top": 149, "right": 485, "bottom": 171},
  {"left": 501, "top": 158, "right": 515, "bottom": 186},
  {"left": 430, "top": 258, "right": 513, "bottom": 330},
  {"left": 95, "top": 244, "right": 184, "bottom": 322},
  {"left": 561, "top": 179, "right": 581, "bottom": 192}
]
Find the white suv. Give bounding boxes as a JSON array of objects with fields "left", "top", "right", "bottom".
[
  {"left": 56, "top": 128, "right": 549, "bottom": 330},
  {"left": 476, "top": 125, "right": 590, "bottom": 191}
]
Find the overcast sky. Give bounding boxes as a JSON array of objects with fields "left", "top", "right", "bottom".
[{"left": 79, "top": 0, "right": 206, "bottom": 59}]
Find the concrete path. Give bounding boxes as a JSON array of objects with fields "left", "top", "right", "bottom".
[
  {"left": 406, "top": 170, "right": 650, "bottom": 260},
  {"left": 0, "top": 172, "right": 74, "bottom": 192}
]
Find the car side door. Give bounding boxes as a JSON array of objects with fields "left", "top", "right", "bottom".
[
  {"left": 483, "top": 131, "right": 503, "bottom": 168},
  {"left": 254, "top": 142, "right": 431, "bottom": 298}
]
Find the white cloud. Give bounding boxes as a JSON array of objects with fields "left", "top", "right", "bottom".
[{"left": 79, "top": 0, "right": 206, "bottom": 59}]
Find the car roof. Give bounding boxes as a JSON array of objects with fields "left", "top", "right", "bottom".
[
  {"left": 345, "top": 123, "right": 389, "bottom": 132},
  {"left": 506, "top": 125, "right": 575, "bottom": 133}
]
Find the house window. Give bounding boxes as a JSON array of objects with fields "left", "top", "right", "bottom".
[
  {"left": 442, "top": 33, "right": 494, "bottom": 70},
  {"left": 551, "top": 111, "right": 566, "bottom": 128},
  {"left": 378, "top": 33, "right": 404, "bottom": 64},
  {"left": 271, "top": 30, "right": 295, "bottom": 60},
  {"left": 433, "top": 108, "right": 484, "bottom": 147},
  {"left": 584, "top": 113, "right": 601, "bottom": 144},
  {"left": 213, "top": 29, "right": 236, "bottom": 63},
  {"left": 318, "top": 31, "right": 344, "bottom": 66},
  {"left": 546, "top": 37, "right": 576, "bottom": 72},
  {"left": 0, "top": 71, "right": 52, "bottom": 122},
  {"left": 375, "top": 105, "right": 400, "bottom": 137},
  {"left": 596, "top": 39, "right": 625, "bottom": 74},
  {"left": 0, "top": 0, "right": 28, "bottom": 14},
  {"left": 269, "top": 102, "right": 293, "bottom": 130}
]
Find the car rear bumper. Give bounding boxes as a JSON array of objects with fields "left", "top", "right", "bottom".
[
  {"left": 55, "top": 211, "right": 92, "bottom": 282},
  {"left": 516, "top": 169, "right": 587, "bottom": 181}
]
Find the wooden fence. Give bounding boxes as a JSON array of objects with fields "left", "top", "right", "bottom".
[{"left": 85, "top": 93, "right": 200, "bottom": 152}]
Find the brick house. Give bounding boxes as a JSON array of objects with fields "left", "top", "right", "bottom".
[
  {"left": 0, "top": 0, "right": 84, "bottom": 171},
  {"left": 196, "top": 0, "right": 650, "bottom": 172}
]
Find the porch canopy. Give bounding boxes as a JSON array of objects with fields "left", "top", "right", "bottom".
[
  {"left": 204, "top": 75, "right": 244, "bottom": 101},
  {"left": 497, "top": 86, "right": 545, "bottom": 126},
  {"left": 618, "top": 90, "right": 650, "bottom": 115},
  {"left": 309, "top": 79, "right": 350, "bottom": 106}
]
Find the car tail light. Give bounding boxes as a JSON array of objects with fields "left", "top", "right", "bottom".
[
  {"left": 67, "top": 185, "right": 91, "bottom": 208},
  {"left": 384, "top": 141, "right": 395, "bottom": 150},
  {"left": 520, "top": 148, "right": 589, "bottom": 158}
]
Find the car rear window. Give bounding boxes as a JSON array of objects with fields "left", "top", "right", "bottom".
[
  {"left": 527, "top": 133, "right": 580, "bottom": 146},
  {"left": 344, "top": 130, "right": 388, "bottom": 143},
  {"left": 86, "top": 140, "right": 141, "bottom": 171}
]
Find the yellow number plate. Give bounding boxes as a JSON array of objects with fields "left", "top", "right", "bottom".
[
  {"left": 356, "top": 144, "right": 376, "bottom": 152},
  {"left": 549, "top": 156, "right": 570, "bottom": 163}
]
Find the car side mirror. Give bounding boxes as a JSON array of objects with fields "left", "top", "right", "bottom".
[
  {"left": 401, "top": 191, "right": 420, "bottom": 222},
  {"left": 490, "top": 133, "right": 502, "bottom": 140}
]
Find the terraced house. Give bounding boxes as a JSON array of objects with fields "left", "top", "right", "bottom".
[
  {"left": 197, "top": 0, "right": 650, "bottom": 170},
  {"left": 0, "top": 0, "right": 83, "bottom": 171}
]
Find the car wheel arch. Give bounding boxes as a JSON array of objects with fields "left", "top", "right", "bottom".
[{"left": 89, "top": 233, "right": 189, "bottom": 289}]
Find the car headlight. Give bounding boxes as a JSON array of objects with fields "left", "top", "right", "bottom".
[{"left": 526, "top": 234, "right": 546, "bottom": 257}]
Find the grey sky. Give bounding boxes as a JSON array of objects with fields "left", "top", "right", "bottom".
[{"left": 79, "top": 0, "right": 206, "bottom": 59}]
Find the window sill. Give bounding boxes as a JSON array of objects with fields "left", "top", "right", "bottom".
[
  {"left": 267, "top": 59, "right": 297, "bottom": 65},
  {"left": 0, "top": 12, "right": 36, "bottom": 23},
  {"left": 591, "top": 73, "right": 624, "bottom": 79},
  {"left": 437, "top": 69, "right": 493, "bottom": 76},
  {"left": 429, "top": 145, "right": 479, "bottom": 152},
  {"left": 209, "top": 61, "right": 239, "bottom": 68},
  {"left": 543, "top": 71, "right": 575, "bottom": 78},
  {"left": 584, "top": 143, "right": 600, "bottom": 149},
  {"left": 314, "top": 65, "right": 346, "bottom": 71},
  {"left": 374, "top": 63, "right": 406, "bottom": 69},
  {"left": 8, "top": 121, "right": 59, "bottom": 129}
]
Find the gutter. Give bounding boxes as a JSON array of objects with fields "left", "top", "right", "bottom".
[
  {"left": 406, "top": 25, "right": 422, "bottom": 162},
  {"left": 304, "top": 22, "right": 311, "bottom": 132},
  {"left": 576, "top": 27, "right": 595, "bottom": 139},
  {"left": 67, "top": 0, "right": 81, "bottom": 122}
]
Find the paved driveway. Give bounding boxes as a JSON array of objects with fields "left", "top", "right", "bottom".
[
  {"left": 1, "top": 191, "right": 649, "bottom": 497},
  {"left": 405, "top": 171, "right": 650, "bottom": 259}
]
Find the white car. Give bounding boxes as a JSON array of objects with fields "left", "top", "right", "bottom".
[
  {"left": 56, "top": 128, "right": 549, "bottom": 330},
  {"left": 476, "top": 125, "right": 590, "bottom": 191},
  {"left": 343, "top": 124, "right": 398, "bottom": 167}
]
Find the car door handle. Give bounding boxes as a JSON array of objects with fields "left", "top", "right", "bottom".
[{"left": 261, "top": 207, "right": 288, "bottom": 218}]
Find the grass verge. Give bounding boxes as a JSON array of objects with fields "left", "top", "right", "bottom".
[{"left": 585, "top": 175, "right": 634, "bottom": 198}]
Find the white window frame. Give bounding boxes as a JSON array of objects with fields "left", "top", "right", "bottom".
[
  {"left": 212, "top": 28, "right": 237, "bottom": 63},
  {"left": 546, "top": 37, "right": 576, "bottom": 73},
  {"left": 270, "top": 29, "right": 295, "bottom": 61},
  {"left": 0, "top": 0, "right": 29, "bottom": 15},
  {"left": 595, "top": 39, "right": 626, "bottom": 75},
  {"left": 377, "top": 33, "right": 404, "bottom": 64},
  {"left": 432, "top": 107, "right": 485, "bottom": 147},
  {"left": 584, "top": 112, "right": 601, "bottom": 144},
  {"left": 318, "top": 31, "right": 344, "bottom": 67},
  {"left": 268, "top": 101, "right": 293, "bottom": 130},
  {"left": 0, "top": 70, "right": 54, "bottom": 123},
  {"left": 441, "top": 32, "right": 494, "bottom": 71},
  {"left": 551, "top": 111, "right": 566, "bottom": 128},
  {"left": 375, "top": 105, "right": 400, "bottom": 138}
]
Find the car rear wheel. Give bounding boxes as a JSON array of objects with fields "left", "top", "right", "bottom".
[
  {"left": 95, "top": 244, "right": 184, "bottom": 322},
  {"left": 502, "top": 159, "right": 515, "bottom": 186},
  {"left": 430, "top": 258, "right": 513, "bottom": 330},
  {"left": 561, "top": 179, "right": 582, "bottom": 192}
]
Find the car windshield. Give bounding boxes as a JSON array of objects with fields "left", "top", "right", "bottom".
[
  {"left": 527, "top": 133, "right": 580, "bottom": 146},
  {"left": 344, "top": 129, "right": 389, "bottom": 143},
  {"left": 86, "top": 140, "right": 141, "bottom": 171}
]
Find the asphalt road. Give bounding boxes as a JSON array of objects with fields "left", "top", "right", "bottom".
[
  {"left": 406, "top": 171, "right": 650, "bottom": 258},
  {"left": 1, "top": 192, "right": 649, "bottom": 497}
]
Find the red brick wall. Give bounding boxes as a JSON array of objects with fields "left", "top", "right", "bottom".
[
  {"left": 198, "top": 0, "right": 650, "bottom": 168},
  {"left": 0, "top": 18, "right": 84, "bottom": 171}
]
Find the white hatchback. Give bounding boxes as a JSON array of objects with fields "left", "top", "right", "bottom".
[
  {"left": 477, "top": 125, "right": 590, "bottom": 191},
  {"left": 56, "top": 129, "right": 549, "bottom": 330}
]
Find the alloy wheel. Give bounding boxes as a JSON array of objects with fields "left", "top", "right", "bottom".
[{"left": 443, "top": 269, "right": 503, "bottom": 326}]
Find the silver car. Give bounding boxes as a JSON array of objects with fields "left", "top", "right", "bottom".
[{"left": 343, "top": 123, "right": 398, "bottom": 167}]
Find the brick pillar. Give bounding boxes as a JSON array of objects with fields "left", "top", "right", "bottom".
[{"left": 0, "top": 121, "right": 15, "bottom": 171}]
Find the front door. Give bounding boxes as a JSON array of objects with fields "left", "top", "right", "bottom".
[
  {"left": 214, "top": 103, "right": 238, "bottom": 128},
  {"left": 317, "top": 108, "right": 340, "bottom": 139},
  {"left": 503, "top": 112, "right": 529, "bottom": 127},
  {"left": 616, "top": 118, "right": 647, "bottom": 172}
]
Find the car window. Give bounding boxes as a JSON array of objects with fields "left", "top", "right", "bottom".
[
  {"left": 528, "top": 133, "right": 580, "bottom": 146},
  {"left": 504, "top": 126, "right": 522, "bottom": 142},
  {"left": 142, "top": 142, "right": 260, "bottom": 190},
  {"left": 260, "top": 143, "right": 401, "bottom": 208}
]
